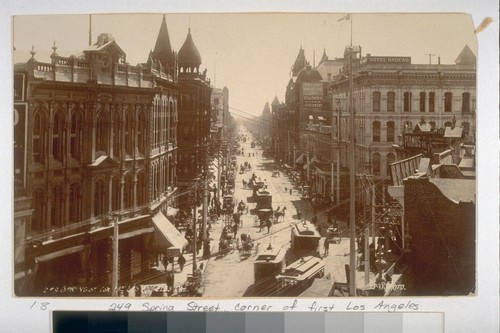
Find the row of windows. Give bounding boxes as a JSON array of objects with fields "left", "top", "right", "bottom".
[
  {"left": 372, "top": 91, "right": 473, "bottom": 113},
  {"left": 96, "top": 109, "right": 147, "bottom": 157},
  {"left": 33, "top": 111, "right": 84, "bottom": 163},
  {"left": 31, "top": 174, "right": 147, "bottom": 233},
  {"left": 152, "top": 98, "right": 177, "bottom": 149},
  {"left": 32, "top": 108, "right": 152, "bottom": 164},
  {"left": 372, "top": 152, "right": 396, "bottom": 176}
]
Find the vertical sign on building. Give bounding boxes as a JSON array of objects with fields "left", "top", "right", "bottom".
[
  {"left": 14, "top": 73, "right": 27, "bottom": 192},
  {"left": 302, "top": 82, "right": 323, "bottom": 109}
]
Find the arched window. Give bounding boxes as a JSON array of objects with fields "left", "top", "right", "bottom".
[
  {"left": 70, "top": 112, "right": 82, "bottom": 160},
  {"left": 462, "top": 92, "right": 470, "bottom": 113},
  {"left": 429, "top": 92, "right": 435, "bottom": 112},
  {"left": 94, "top": 179, "right": 107, "bottom": 217},
  {"left": 419, "top": 92, "right": 426, "bottom": 112},
  {"left": 52, "top": 112, "right": 65, "bottom": 162},
  {"left": 372, "top": 121, "right": 381, "bottom": 142},
  {"left": 123, "top": 174, "right": 134, "bottom": 209},
  {"left": 387, "top": 92, "right": 395, "bottom": 112},
  {"left": 113, "top": 112, "right": 121, "bottom": 159},
  {"left": 372, "top": 92, "right": 381, "bottom": 112},
  {"left": 111, "top": 176, "right": 120, "bottom": 212},
  {"left": 372, "top": 153, "right": 381, "bottom": 176},
  {"left": 136, "top": 172, "right": 146, "bottom": 206},
  {"left": 444, "top": 92, "right": 452, "bottom": 112},
  {"left": 125, "top": 110, "right": 134, "bottom": 156},
  {"left": 51, "top": 184, "right": 64, "bottom": 228},
  {"left": 32, "top": 188, "right": 46, "bottom": 233},
  {"left": 386, "top": 153, "right": 395, "bottom": 177},
  {"left": 33, "top": 112, "right": 46, "bottom": 163},
  {"left": 387, "top": 121, "right": 395, "bottom": 142},
  {"left": 404, "top": 92, "right": 412, "bottom": 112},
  {"left": 96, "top": 112, "right": 110, "bottom": 155},
  {"left": 137, "top": 111, "right": 146, "bottom": 154},
  {"left": 69, "top": 183, "right": 82, "bottom": 224}
]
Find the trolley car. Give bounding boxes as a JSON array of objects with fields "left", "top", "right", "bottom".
[
  {"left": 290, "top": 220, "right": 321, "bottom": 258},
  {"left": 276, "top": 256, "right": 325, "bottom": 296},
  {"left": 253, "top": 245, "right": 288, "bottom": 289}
]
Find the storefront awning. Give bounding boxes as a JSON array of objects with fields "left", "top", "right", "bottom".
[
  {"left": 35, "top": 245, "right": 85, "bottom": 263},
  {"left": 152, "top": 212, "right": 188, "bottom": 250}
]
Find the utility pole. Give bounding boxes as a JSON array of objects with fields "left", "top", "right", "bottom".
[
  {"left": 337, "top": 101, "right": 341, "bottom": 205},
  {"left": 111, "top": 213, "right": 119, "bottom": 297},
  {"left": 202, "top": 144, "right": 209, "bottom": 256},
  {"left": 192, "top": 181, "right": 198, "bottom": 274},
  {"left": 348, "top": 43, "right": 357, "bottom": 297}
]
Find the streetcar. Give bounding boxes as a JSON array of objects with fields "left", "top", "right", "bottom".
[
  {"left": 255, "top": 189, "right": 272, "bottom": 211},
  {"left": 290, "top": 220, "right": 321, "bottom": 258},
  {"left": 253, "top": 245, "right": 288, "bottom": 288},
  {"left": 276, "top": 256, "right": 325, "bottom": 296}
]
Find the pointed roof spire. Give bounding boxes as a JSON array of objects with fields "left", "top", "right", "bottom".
[
  {"left": 319, "top": 48, "right": 328, "bottom": 64},
  {"left": 272, "top": 96, "right": 280, "bottom": 106},
  {"left": 291, "top": 46, "right": 307, "bottom": 76},
  {"left": 152, "top": 15, "right": 173, "bottom": 68},
  {"left": 178, "top": 28, "right": 202, "bottom": 68},
  {"left": 455, "top": 44, "right": 476, "bottom": 65}
]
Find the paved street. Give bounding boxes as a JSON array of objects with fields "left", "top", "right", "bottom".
[
  {"left": 202, "top": 126, "right": 378, "bottom": 297},
  {"left": 134, "top": 125, "right": 381, "bottom": 298}
]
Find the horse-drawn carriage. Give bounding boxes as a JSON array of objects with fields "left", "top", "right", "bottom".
[
  {"left": 218, "top": 226, "right": 235, "bottom": 256},
  {"left": 238, "top": 233, "right": 254, "bottom": 259},
  {"left": 273, "top": 206, "right": 287, "bottom": 223},
  {"left": 325, "top": 223, "right": 341, "bottom": 244},
  {"left": 179, "top": 271, "right": 204, "bottom": 296},
  {"left": 237, "top": 200, "right": 248, "bottom": 215}
]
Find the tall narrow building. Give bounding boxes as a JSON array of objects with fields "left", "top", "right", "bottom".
[{"left": 177, "top": 28, "right": 212, "bottom": 208}]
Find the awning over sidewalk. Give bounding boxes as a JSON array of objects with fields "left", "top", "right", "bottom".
[{"left": 152, "top": 211, "right": 188, "bottom": 250}]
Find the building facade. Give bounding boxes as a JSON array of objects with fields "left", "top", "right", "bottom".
[
  {"left": 13, "top": 16, "right": 211, "bottom": 295},
  {"left": 329, "top": 45, "right": 476, "bottom": 204}
]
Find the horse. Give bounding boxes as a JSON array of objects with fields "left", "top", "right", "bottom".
[{"left": 274, "top": 206, "right": 287, "bottom": 223}]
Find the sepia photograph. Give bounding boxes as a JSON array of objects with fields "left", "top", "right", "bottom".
[{"left": 13, "top": 12, "right": 478, "bottom": 299}]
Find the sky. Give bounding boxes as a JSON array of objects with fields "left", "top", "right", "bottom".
[{"left": 13, "top": 13, "right": 477, "bottom": 119}]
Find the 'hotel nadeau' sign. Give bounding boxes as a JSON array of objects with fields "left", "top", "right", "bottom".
[{"left": 360, "top": 56, "right": 411, "bottom": 65}]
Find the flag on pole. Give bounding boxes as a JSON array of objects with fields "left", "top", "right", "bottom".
[{"left": 337, "top": 14, "right": 350, "bottom": 22}]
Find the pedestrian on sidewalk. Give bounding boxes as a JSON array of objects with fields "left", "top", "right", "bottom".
[
  {"left": 178, "top": 254, "right": 186, "bottom": 272},
  {"left": 162, "top": 255, "right": 169, "bottom": 272},
  {"left": 233, "top": 222, "right": 239, "bottom": 238},
  {"left": 266, "top": 218, "right": 272, "bottom": 234},
  {"left": 324, "top": 238, "right": 330, "bottom": 257}
]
